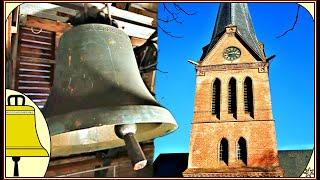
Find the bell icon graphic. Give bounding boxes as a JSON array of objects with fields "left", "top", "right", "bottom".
[{"left": 5, "top": 90, "right": 50, "bottom": 177}]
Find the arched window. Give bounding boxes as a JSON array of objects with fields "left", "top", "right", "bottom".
[
  {"left": 244, "top": 77, "right": 254, "bottom": 117},
  {"left": 219, "top": 138, "right": 228, "bottom": 165},
  {"left": 212, "top": 79, "right": 221, "bottom": 119},
  {"left": 228, "top": 78, "right": 237, "bottom": 118},
  {"left": 236, "top": 137, "right": 247, "bottom": 165}
]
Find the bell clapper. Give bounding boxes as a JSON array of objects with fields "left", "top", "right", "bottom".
[
  {"left": 115, "top": 124, "right": 147, "bottom": 171},
  {"left": 12, "top": 156, "right": 20, "bottom": 176}
]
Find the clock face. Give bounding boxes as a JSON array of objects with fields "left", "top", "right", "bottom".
[{"left": 223, "top": 46, "right": 241, "bottom": 61}]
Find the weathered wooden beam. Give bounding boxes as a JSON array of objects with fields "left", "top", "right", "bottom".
[
  {"left": 51, "top": 3, "right": 155, "bottom": 28},
  {"left": 7, "top": 7, "right": 20, "bottom": 89},
  {"left": 103, "top": 3, "right": 155, "bottom": 28},
  {"left": 116, "top": 19, "right": 155, "bottom": 39},
  {"left": 5, "top": 14, "right": 12, "bottom": 89},
  {"left": 132, "top": 3, "right": 158, "bottom": 13},
  {"left": 114, "top": 3, "right": 157, "bottom": 26},
  {"left": 142, "top": 71, "right": 156, "bottom": 94},
  {"left": 6, "top": 14, "right": 12, "bottom": 59},
  {"left": 129, "top": 7, "right": 157, "bottom": 27},
  {"left": 6, "top": 6, "right": 19, "bottom": 71},
  {"left": 19, "top": 3, "right": 156, "bottom": 40},
  {"left": 20, "top": 3, "right": 78, "bottom": 22},
  {"left": 20, "top": 15, "right": 72, "bottom": 33},
  {"left": 11, "top": 33, "right": 19, "bottom": 90},
  {"left": 149, "top": 70, "right": 156, "bottom": 93},
  {"left": 50, "top": 2, "right": 84, "bottom": 11}
]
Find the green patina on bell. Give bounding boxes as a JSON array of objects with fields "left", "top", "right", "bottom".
[{"left": 42, "top": 24, "right": 177, "bottom": 168}]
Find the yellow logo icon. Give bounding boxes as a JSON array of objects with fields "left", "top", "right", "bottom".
[{"left": 5, "top": 89, "right": 50, "bottom": 177}]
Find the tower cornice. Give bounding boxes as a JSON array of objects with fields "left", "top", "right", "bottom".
[{"left": 196, "top": 62, "right": 269, "bottom": 74}]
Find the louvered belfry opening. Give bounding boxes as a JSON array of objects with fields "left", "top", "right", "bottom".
[
  {"left": 228, "top": 78, "right": 237, "bottom": 119},
  {"left": 212, "top": 79, "right": 221, "bottom": 119},
  {"left": 244, "top": 77, "right": 254, "bottom": 118},
  {"left": 237, "top": 137, "right": 247, "bottom": 165},
  {"left": 219, "top": 138, "right": 229, "bottom": 165},
  {"left": 15, "top": 26, "right": 56, "bottom": 108}
]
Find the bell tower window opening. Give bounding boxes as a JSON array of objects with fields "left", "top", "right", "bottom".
[
  {"left": 219, "top": 138, "right": 229, "bottom": 165},
  {"left": 228, "top": 78, "right": 237, "bottom": 118},
  {"left": 236, "top": 137, "right": 247, "bottom": 165},
  {"left": 212, "top": 79, "right": 221, "bottom": 119},
  {"left": 244, "top": 77, "right": 254, "bottom": 118}
]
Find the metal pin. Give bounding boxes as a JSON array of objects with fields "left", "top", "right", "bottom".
[{"left": 114, "top": 124, "right": 147, "bottom": 170}]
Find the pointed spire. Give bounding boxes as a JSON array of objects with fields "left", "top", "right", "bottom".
[{"left": 203, "top": 3, "right": 264, "bottom": 60}]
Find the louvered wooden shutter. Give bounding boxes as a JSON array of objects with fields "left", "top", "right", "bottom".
[
  {"left": 15, "top": 26, "right": 56, "bottom": 108},
  {"left": 228, "top": 79, "right": 237, "bottom": 116},
  {"left": 244, "top": 78, "right": 254, "bottom": 117},
  {"left": 212, "top": 79, "right": 221, "bottom": 118},
  {"left": 244, "top": 82, "right": 249, "bottom": 112},
  {"left": 212, "top": 84, "right": 217, "bottom": 113},
  {"left": 228, "top": 84, "right": 232, "bottom": 113}
]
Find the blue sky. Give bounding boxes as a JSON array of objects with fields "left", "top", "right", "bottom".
[{"left": 154, "top": 3, "right": 314, "bottom": 159}]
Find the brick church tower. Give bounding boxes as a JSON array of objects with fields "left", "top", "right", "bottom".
[{"left": 183, "top": 3, "right": 284, "bottom": 177}]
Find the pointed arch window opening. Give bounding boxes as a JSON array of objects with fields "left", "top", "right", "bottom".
[
  {"left": 244, "top": 77, "right": 254, "bottom": 118},
  {"left": 212, "top": 79, "right": 221, "bottom": 119},
  {"left": 228, "top": 78, "right": 237, "bottom": 119},
  {"left": 219, "top": 138, "right": 229, "bottom": 165},
  {"left": 237, "top": 137, "right": 247, "bottom": 165}
]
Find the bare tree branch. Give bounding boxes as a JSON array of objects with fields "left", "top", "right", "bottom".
[
  {"left": 158, "top": 3, "right": 196, "bottom": 38},
  {"left": 162, "top": 4, "right": 182, "bottom": 24},
  {"left": 158, "top": 16, "right": 180, "bottom": 23},
  {"left": 156, "top": 68, "right": 169, "bottom": 74},
  {"left": 276, "top": 4, "right": 300, "bottom": 38},
  {"left": 173, "top": 3, "right": 197, "bottom": 16},
  {"left": 158, "top": 25, "right": 183, "bottom": 38}
]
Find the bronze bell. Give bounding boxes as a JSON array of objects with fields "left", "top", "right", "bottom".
[{"left": 42, "top": 24, "right": 177, "bottom": 170}]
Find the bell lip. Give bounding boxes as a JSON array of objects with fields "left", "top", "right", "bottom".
[
  {"left": 50, "top": 121, "right": 177, "bottom": 158},
  {"left": 6, "top": 105, "right": 35, "bottom": 111},
  {"left": 6, "top": 148, "right": 49, "bottom": 157},
  {"left": 47, "top": 105, "right": 178, "bottom": 136},
  {"left": 48, "top": 105, "right": 178, "bottom": 158}
]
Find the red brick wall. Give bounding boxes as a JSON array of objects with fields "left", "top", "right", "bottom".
[
  {"left": 189, "top": 121, "right": 279, "bottom": 169},
  {"left": 185, "top": 27, "right": 282, "bottom": 176}
]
